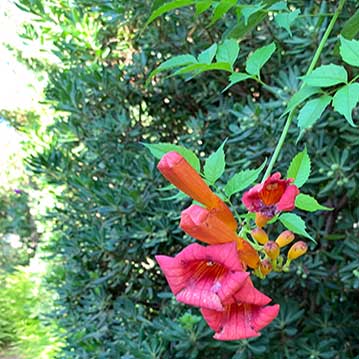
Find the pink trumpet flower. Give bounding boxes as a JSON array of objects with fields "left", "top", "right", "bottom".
[
  {"left": 201, "top": 303, "right": 280, "bottom": 341},
  {"left": 156, "top": 242, "right": 248, "bottom": 311}
]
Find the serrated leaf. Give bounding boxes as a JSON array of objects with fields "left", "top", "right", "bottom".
[
  {"left": 216, "top": 39, "right": 240, "bottom": 69},
  {"left": 297, "top": 95, "right": 332, "bottom": 134},
  {"left": 222, "top": 72, "right": 252, "bottom": 92},
  {"left": 279, "top": 213, "right": 314, "bottom": 241},
  {"left": 287, "top": 148, "right": 311, "bottom": 187},
  {"left": 198, "top": 43, "right": 218, "bottom": 64},
  {"left": 339, "top": 36, "right": 359, "bottom": 67},
  {"left": 210, "top": 0, "right": 237, "bottom": 25},
  {"left": 147, "top": 54, "right": 197, "bottom": 84},
  {"left": 145, "top": 0, "right": 195, "bottom": 26},
  {"left": 240, "top": 3, "right": 264, "bottom": 26},
  {"left": 332, "top": 83, "right": 359, "bottom": 127},
  {"left": 204, "top": 141, "right": 226, "bottom": 185},
  {"left": 286, "top": 86, "right": 319, "bottom": 112},
  {"left": 195, "top": 0, "right": 213, "bottom": 15},
  {"left": 224, "top": 160, "right": 266, "bottom": 197},
  {"left": 143, "top": 143, "right": 200, "bottom": 172},
  {"left": 301, "top": 64, "right": 348, "bottom": 87},
  {"left": 268, "top": 1, "right": 288, "bottom": 11},
  {"left": 245, "top": 42, "right": 276, "bottom": 77},
  {"left": 295, "top": 193, "right": 332, "bottom": 212},
  {"left": 274, "top": 9, "right": 300, "bottom": 36}
]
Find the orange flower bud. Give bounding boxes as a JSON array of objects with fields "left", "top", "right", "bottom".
[
  {"left": 250, "top": 228, "right": 269, "bottom": 245},
  {"left": 264, "top": 241, "right": 280, "bottom": 260},
  {"left": 275, "top": 230, "right": 295, "bottom": 248},
  {"left": 288, "top": 241, "right": 308, "bottom": 260},
  {"left": 255, "top": 212, "right": 271, "bottom": 228},
  {"left": 259, "top": 259, "right": 272, "bottom": 276}
]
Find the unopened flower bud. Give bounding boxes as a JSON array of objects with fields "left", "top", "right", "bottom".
[
  {"left": 250, "top": 228, "right": 269, "bottom": 245},
  {"left": 288, "top": 241, "right": 308, "bottom": 260},
  {"left": 260, "top": 259, "right": 272, "bottom": 276},
  {"left": 275, "top": 230, "right": 295, "bottom": 248},
  {"left": 255, "top": 212, "right": 271, "bottom": 228},
  {"left": 264, "top": 241, "right": 280, "bottom": 260}
]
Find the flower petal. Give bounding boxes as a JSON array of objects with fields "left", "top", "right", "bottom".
[
  {"left": 232, "top": 278, "right": 272, "bottom": 306},
  {"left": 201, "top": 303, "right": 280, "bottom": 341},
  {"left": 276, "top": 185, "right": 299, "bottom": 212}
]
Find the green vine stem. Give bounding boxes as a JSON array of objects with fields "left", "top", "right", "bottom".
[{"left": 262, "top": 0, "right": 346, "bottom": 181}]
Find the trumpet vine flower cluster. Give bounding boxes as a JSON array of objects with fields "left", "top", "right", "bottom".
[{"left": 155, "top": 151, "right": 308, "bottom": 340}]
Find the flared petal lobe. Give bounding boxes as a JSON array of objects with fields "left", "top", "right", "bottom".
[
  {"left": 155, "top": 243, "right": 249, "bottom": 311},
  {"left": 180, "top": 205, "right": 259, "bottom": 268},
  {"left": 276, "top": 185, "right": 299, "bottom": 212},
  {"left": 201, "top": 303, "right": 280, "bottom": 341},
  {"left": 158, "top": 152, "right": 237, "bottom": 231}
]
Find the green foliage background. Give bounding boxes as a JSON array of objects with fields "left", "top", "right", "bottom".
[{"left": 3, "top": 0, "right": 359, "bottom": 358}]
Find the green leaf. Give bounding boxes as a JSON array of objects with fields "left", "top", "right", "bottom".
[
  {"left": 245, "top": 42, "right": 276, "bottom": 77},
  {"left": 332, "top": 83, "right": 359, "bottom": 127},
  {"left": 226, "top": 0, "right": 278, "bottom": 39},
  {"left": 274, "top": 9, "right": 300, "bottom": 36},
  {"left": 147, "top": 54, "right": 197, "bottom": 84},
  {"left": 268, "top": 1, "right": 288, "bottom": 11},
  {"left": 198, "top": 43, "right": 218, "bottom": 64},
  {"left": 222, "top": 72, "right": 252, "bottom": 92},
  {"left": 195, "top": 0, "right": 213, "bottom": 15},
  {"left": 172, "top": 62, "right": 232, "bottom": 77},
  {"left": 295, "top": 193, "right": 332, "bottom": 212},
  {"left": 224, "top": 160, "right": 266, "bottom": 198},
  {"left": 210, "top": 0, "right": 237, "bottom": 25},
  {"left": 286, "top": 86, "right": 320, "bottom": 112},
  {"left": 279, "top": 213, "right": 314, "bottom": 241},
  {"left": 301, "top": 64, "right": 348, "bottom": 87},
  {"left": 143, "top": 143, "right": 200, "bottom": 172},
  {"left": 286, "top": 147, "right": 311, "bottom": 187},
  {"left": 297, "top": 95, "right": 332, "bottom": 134},
  {"left": 216, "top": 39, "right": 240, "bottom": 69},
  {"left": 145, "top": 0, "right": 195, "bottom": 26},
  {"left": 339, "top": 36, "right": 359, "bottom": 67},
  {"left": 204, "top": 141, "right": 226, "bottom": 185},
  {"left": 240, "top": 4, "right": 264, "bottom": 26},
  {"left": 341, "top": 10, "right": 359, "bottom": 40}
]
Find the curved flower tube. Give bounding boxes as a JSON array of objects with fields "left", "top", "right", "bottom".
[
  {"left": 157, "top": 151, "right": 237, "bottom": 231},
  {"left": 180, "top": 205, "right": 259, "bottom": 269}
]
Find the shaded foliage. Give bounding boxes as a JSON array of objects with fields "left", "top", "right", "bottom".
[{"left": 9, "top": 0, "right": 359, "bottom": 358}]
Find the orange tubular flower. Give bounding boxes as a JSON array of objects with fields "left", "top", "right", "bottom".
[
  {"left": 157, "top": 152, "right": 237, "bottom": 231},
  {"left": 180, "top": 205, "right": 259, "bottom": 269}
]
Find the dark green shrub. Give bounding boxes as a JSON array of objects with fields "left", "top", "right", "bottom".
[{"left": 9, "top": 0, "right": 359, "bottom": 358}]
